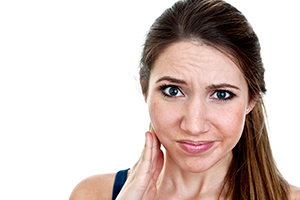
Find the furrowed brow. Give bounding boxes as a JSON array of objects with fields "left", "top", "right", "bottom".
[
  {"left": 206, "top": 83, "right": 240, "bottom": 90},
  {"left": 155, "top": 76, "right": 187, "bottom": 85}
]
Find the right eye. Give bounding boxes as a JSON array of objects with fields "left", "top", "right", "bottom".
[{"left": 160, "top": 85, "right": 184, "bottom": 98}]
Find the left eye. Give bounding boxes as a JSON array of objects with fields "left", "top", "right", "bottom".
[{"left": 211, "top": 90, "right": 233, "bottom": 100}]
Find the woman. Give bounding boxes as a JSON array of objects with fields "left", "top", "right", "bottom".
[{"left": 70, "top": 0, "right": 300, "bottom": 199}]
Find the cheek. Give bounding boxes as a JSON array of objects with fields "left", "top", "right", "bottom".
[
  {"left": 148, "top": 101, "right": 180, "bottom": 137},
  {"left": 215, "top": 107, "right": 246, "bottom": 141}
]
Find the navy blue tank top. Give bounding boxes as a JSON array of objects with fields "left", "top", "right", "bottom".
[{"left": 112, "top": 169, "right": 129, "bottom": 200}]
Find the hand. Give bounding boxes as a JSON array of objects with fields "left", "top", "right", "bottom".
[{"left": 116, "top": 128, "right": 164, "bottom": 200}]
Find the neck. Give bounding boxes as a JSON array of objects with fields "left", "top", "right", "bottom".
[{"left": 156, "top": 151, "right": 232, "bottom": 199}]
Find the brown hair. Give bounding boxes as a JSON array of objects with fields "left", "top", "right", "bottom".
[{"left": 139, "top": 0, "right": 290, "bottom": 199}]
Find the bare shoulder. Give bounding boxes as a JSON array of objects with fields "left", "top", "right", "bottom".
[
  {"left": 69, "top": 173, "right": 116, "bottom": 200},
  {"left": 290, "top": 185, "right": 300, "bottom": 200}
]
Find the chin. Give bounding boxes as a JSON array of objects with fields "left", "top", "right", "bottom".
[
  {"left": 180, "top": 160, "right": 217, "bottom": 174},
  {"left": 165, "top": 151, "right": 215, "bottom": 174}
]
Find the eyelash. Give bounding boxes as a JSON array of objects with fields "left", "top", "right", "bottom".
[
  {"left": 159, "top": 84, "right": 236, "bottom": 101},
  {"left": 159, "top": 84, "right": 183, "bottom": 98},
  {"left": 211, "top": 90, "right": 236, "bottom": 102}
]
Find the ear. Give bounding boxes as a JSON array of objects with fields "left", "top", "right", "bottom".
[{"left": 246, "top": 96, "right": 258, "bottom": 115}]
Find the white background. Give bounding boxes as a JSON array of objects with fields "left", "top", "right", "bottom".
[{"left": 0, "top": 0, "right": 299, "bottom": 199}]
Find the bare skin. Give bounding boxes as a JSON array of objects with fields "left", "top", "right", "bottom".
[
  {"left": 69, "top": 133, "right": 300, "bottom": 200},
  {"left": 69, "top": 42, "right": 300, "bottom": 200}
]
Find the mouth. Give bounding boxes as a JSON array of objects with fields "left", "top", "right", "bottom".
[{"left": 177, "top": 140, "right": 215, "bottom": 155}]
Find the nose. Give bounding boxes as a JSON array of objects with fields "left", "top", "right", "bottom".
[{"left": 180, "top": 98, "right": 210, "bottom": 136}]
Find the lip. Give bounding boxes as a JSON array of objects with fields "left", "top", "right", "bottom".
[{"left": 177, "top": 140, "right": 215, "bottom": 155}]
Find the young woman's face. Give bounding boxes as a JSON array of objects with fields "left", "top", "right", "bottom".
[{"left": 147, "top": 41, "right": 253, "bottom": 173}]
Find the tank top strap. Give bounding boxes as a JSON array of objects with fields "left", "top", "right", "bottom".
[{"left": 112, "top": 168, "right": 130, "bottom": 200}]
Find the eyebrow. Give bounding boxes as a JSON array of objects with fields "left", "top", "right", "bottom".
[
  {"left": 206, "top": 83, "right": 240, "bottom": 90},
  {"left": 156, "top": 76, "right": 240, "bottom": 90},
  {"left": 155, "top": 76, "right": 188, "bottom": 85}
]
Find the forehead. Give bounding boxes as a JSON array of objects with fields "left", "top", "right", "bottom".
[{"left": 151, "top": 41, "right": 246, "bottom": 87}]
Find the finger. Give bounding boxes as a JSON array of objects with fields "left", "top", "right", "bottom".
[
  {"left": 131, "top": 132, "right": 152, "bottom": 176},
  {"left": 149, "top": 129, "right": 162, "bottom": 176},
  {"left": 153, "top": 149, "right": 164, "bottom": 182},
  {"left": 151, "top": 131, "right": 159, "bottom": 163},
  {"left": 150, "top": 128, "right": 161, "bottom": 155},
  {"left": 149, "top": 126, "right": 160, "bottom": 151},
  {"left": 127, "top": 132, "right": 154, "bottom": 191},
  {"left": 150, "top": 129, "right": 164, "bottom": 179},
  {"left": 140, "top": 132, "right": 153, "bottom": 173}
]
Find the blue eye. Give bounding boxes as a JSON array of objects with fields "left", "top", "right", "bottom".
[
  {"left": 167, "top": 87, "right": 179, "bottom": 96},
  {"left": 212, "top": 90, "right": 234, "bottom": 100},
  {"left": 160, "top": 85, "right": 183, "bottom": 98}
]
